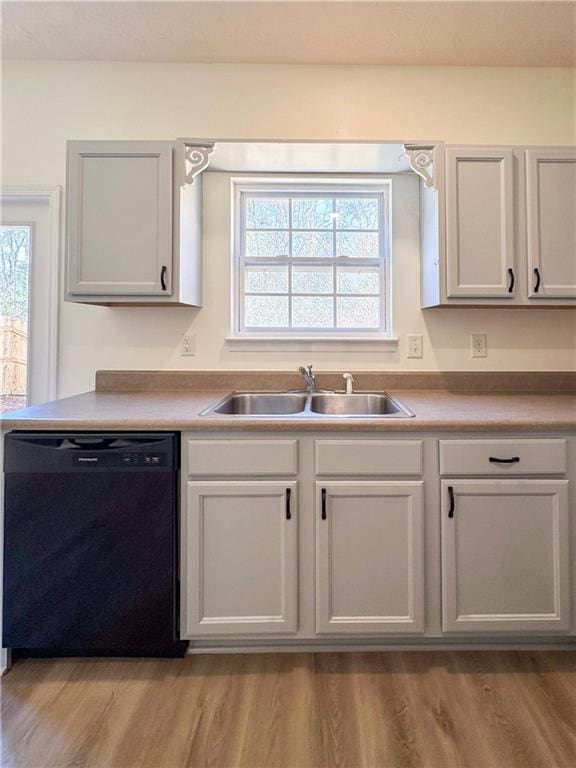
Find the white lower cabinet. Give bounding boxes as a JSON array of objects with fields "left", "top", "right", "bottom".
[
  {"left": 441, "top": 480, "right": 570, "bottom": 633},
  {"left": 183, "top": 481, "right": 297, "bottom": 636},
  {"left": 182, "top": 434, "right": 574, "bottom": 644},
  {"left": 315, "top": 482, "right": 425, "bottom": 634}
]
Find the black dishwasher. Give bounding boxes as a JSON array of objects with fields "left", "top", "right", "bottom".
[{"left": 3, "top": 432, "right": 188, "bottom": 657}]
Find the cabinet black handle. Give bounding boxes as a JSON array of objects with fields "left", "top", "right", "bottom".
[
  {"left": 508, "top": 267, "right": 515, "bottom": 293},
  {"left": 448, "top": 486, "right": 455, "bottom": 519},
  {"left": 489, "top": 456, "right": 520, "bottom": 464},
  {"left": 534, "top": 267, "right": 541, "bottom": 293},
  {"left": 285, "top": 488, "right": 291, "bottom": 520},
  {"left": 321, "top": 488, "right": 327, "bottom": 520},
  {"left": 160, "top": 265, "right": 167, "bottom": 291}
]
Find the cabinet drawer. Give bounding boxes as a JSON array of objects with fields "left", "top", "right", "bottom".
[
  {"left": 187, "top": 440, "right": 298, "bottom": 476},
  {"left": 440, "top": 439, "right": 567, "bottom": 476},
  {"left": 315, "top": 440, "right": 423, "bottom": 476}
]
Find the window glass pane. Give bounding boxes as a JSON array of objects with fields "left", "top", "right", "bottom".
[
  {"left": 292, "top": 198, "right": 333, "bottom": 230},
  {"left": 337, "top": 266, "right": 380, "bottom": 294},
  {"left": 292, "top": 266, "right": 333, "bottom": 294},
  {"left": 335, "top": 198, "right": 379, "bottom": 230},
  {"left": 292, "top": 231, "right": 333, "bottom": 258},
  {"left": 245, "top": 230, "right": 289, "bottom": 258},
  {"left": 245, "top": 197, "right": 288, "bottom": 229},
  {"left": 292, "top": 296, "right": 334, "bottom": 328},
  {"left": 239, "top": 186, "right": 387, "bottom": 336},
  {"left": 1, "top": 225, "right": 30, "bottom": 413},
  {"left": 337, "top": 297, "right": 380, "bottom": 328},
  {"left": 336, "top": 231, "right": 379, "bottom": 259},
  {"left": 245, "top": 266, "right": 288, "bottom": 294},
  {"left": 245, "top": 295, "right": 289, "bottom": 327}
]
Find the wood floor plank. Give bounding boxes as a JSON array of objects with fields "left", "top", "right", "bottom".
[
  {"left": 496, "top": 652, "right": 576, "bottom": 768},
  {"left": 1, "top": 652, "right": 575, "bottom": 768},
  {"left": 393, "top": 652, "right": 490, "bottom": 768},
  {"left": 445, "top": 652, "right": 565, "bottom": 768}
]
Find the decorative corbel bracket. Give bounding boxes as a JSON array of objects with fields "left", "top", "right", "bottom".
[
  {"left": 179, "top": 141, "right": 215, "bottom": 186},
  {"left": 403, "top": 144, "right": 437, "bottom": 189}
]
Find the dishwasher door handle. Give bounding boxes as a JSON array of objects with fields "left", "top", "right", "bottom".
[{"left": 64, "top": 437, "right": 118, "bottom": 449}]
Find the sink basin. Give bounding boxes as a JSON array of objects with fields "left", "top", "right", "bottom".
[
  {"left": 201, "top": 391, "right": 414, "bottom": 418},
  {"left": 309, "top": 393, "right": 414, "bottom": 417},
  {"left": 208, "top": 392, "right": 307, "bottom": 415}
]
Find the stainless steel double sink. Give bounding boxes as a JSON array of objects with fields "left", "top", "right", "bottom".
[{"left": 200, "top": 392, "right": 415, "bottom": 418}]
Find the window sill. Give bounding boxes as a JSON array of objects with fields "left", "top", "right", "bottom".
[{"left": 225, "top": 336, "right": 399, "bottom": 353}]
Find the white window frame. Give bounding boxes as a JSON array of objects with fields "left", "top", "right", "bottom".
[
  {"left": 230, "top": 179, "right": 393, "bottom": 341},
  {"left": 0, "top": 186, "right": 60, "bottom": 406}
]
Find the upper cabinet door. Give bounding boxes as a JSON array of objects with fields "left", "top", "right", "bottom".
[
  {"left": 526, "top": 149, "right": 576, "bottom": 299},
  {"left": 67, "top": 141, "right": 173, "bottom": 296},
  {"left": 445, "top": 148, "right": 515, "bottom": 298}
]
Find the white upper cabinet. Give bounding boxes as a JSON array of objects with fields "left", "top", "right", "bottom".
[
  {"left": 526, "top": 149, "right": 576, "bottom": 299},
  {"left": 315, "top": 481, "right": 425, "bottom": 635},
  {"left": 67, "top": 141, "right": 173, "bottom": 297},
  {"left": 446, "top": 148, "right": 515, "bottom": 299},
  {"left": 66, "top": 140, "right": 203, "bottom": 306},
  {"left": 419, "top": 143, "right": 576, "bottom": 307}
]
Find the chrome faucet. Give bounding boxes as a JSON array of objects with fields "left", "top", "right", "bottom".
[{"left": 298, "top": 364, "right": 317, "bottom": 393}]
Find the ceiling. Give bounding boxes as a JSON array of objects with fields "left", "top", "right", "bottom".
[{"left": 2, "top": 1, "right": 575, "bottom": 67}]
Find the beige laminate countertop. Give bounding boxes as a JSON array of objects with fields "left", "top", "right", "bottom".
[{"left": 1, "top": 388, "right": 576, "bottom": 432}]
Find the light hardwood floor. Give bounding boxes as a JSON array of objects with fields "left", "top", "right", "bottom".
[{"left": 1, "top": 651, "right": 575, "bottom": 768}]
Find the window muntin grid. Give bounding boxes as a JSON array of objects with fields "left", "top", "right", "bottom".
[{"left": 234, "top": 183, "right": 391, "bottom": 336}]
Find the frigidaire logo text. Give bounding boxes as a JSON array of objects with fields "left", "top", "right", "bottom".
[{"left": 77, "top": 457, "right": 98, "bottom": 462}]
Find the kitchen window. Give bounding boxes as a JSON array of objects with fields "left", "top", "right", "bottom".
[{"left": 231, "top": 181, "right": 391, "bottom": 340}]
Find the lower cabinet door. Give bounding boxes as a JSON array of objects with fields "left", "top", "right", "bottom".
[
  {"left": 316, "top": 482, "right": 425, "bottom": 634},
  {"left": 184, "top": 481, "right": 297, "bottom": 636},
  {"left": 441, "top": 480, "right": 570, "bottom": 633}
]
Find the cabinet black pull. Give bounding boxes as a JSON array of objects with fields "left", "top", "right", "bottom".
[
  {"left": 448, "top": 486, "right": 455, "bottom": 519},
  {"left": 285, "top": 488, "right": 292, "bottom": 520},
  {"left": 489, "top": 456, "right": 520, "bottom": 464},
  {"left": 534, "top": 267, "right": 541, "bottom": 293},
  {"left": 160, "top": 265, "right": 167, "bottom": 291},
  {"left": 508, "top": 267, "right": 515, "bottom": 293},
  {"left": 321, "top": 488, "right": 327, "bottom": 520}
]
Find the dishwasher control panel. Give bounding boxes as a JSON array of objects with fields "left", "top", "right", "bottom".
[
  {"left": 73, "top": 452, "right": 168, "bottom": 468},
  {"left": 5, "top": 432, "right": 177, "bottom": 473},
  {"left": 121, "top": 452, "right": 166, "bottom": 467}
]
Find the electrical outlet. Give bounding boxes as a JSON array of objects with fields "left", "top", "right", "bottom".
[
  {"left": 407, "top": 334, "right": 423, "bottom": 359},
  {"left": 471, "top": 333, "right": 487, "bottom": 358},
  {"left": 181, "top": 334, "right": 195, "bottom": 356}
]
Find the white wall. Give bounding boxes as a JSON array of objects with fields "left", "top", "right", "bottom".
[{"left": 2, "top": 61, "right": 575, "bottom": 396}]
